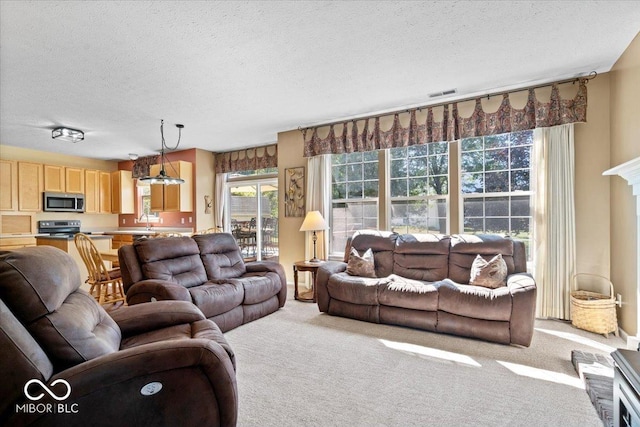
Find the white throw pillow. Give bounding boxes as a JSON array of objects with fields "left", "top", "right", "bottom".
[{"left": 469, "top": 254, "right": 507, "bottom": 288}]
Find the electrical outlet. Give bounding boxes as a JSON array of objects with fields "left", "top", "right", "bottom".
[
  {"left": 189, "top": 217, "right": 192, "bottom": 223},
  {"left": 122, "top": 219, "right": 126, "bottom": 224},
  {"left": 616, "top": 293, "right": 623, "bottom": 307},
  {"left": 181, "top": 218, "right": 185, "bottom": 224},
  {"left": 134, "top": 219, "right": 137, "bottom": 224},
  {"left": 160, "top": 218, "right": 163, "bottom": 224}
]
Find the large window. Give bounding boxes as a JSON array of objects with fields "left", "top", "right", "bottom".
[
  {"left": 389, "top": 142, "right": 449, "bottom": 234},
  {"left": 328, "top": 130, "right": 534, "bottom": 259},
  {"left": 460, "top": 130, "right": 533, "bottom": 257},
  {"left": 331, "top": 151, "right": 379, "bottom": 254}
]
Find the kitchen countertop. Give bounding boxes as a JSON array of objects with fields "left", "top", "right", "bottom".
[
  {"left": 36, "top": 234, "right": 113, "bottom": 241},
  {"left": 93, "top": 228, "right": 193, "bottom": 236},
  {"left": 0, "top": 233, "right": 49, "bottom": 238}
]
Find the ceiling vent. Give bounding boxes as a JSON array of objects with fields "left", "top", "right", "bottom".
[{"left": 428, "top": 89, "right": 457, "bottom": 98}]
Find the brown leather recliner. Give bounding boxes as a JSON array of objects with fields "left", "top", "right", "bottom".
[{"left": 0, "top": 246, "right": 237, "bottom": 427}]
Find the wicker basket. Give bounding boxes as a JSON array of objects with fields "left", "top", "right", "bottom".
[{"left": 570, "top": 273, "right": 619, "bottom": 338}]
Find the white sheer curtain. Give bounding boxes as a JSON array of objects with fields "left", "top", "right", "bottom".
[
  {"left": 214, "top": 172, "right": 227, "bottom": 230},
  {"left": 305, "top": 155, "right": 332, "bottom": 260},
  {"left": 533, "top": 124, "right": 576, "bottom": 319}
]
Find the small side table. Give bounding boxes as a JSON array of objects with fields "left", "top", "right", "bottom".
[{"left": 293, "top": 260, "right": 324, "bottom": 303}]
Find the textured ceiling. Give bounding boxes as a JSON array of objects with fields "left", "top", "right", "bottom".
[{"left": 1, "top": 1, "right": 639, "bottom": 161}]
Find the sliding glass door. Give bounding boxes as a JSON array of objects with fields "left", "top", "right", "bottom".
[{"left": 226, "top": 178, "right": 278, "bottom": 262}]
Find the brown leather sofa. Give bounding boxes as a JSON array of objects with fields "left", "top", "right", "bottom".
[
  {"left": 118, "top": 233, "right": 286, "bottom": 332},
  {"left": 316, "top": 231, "right": 537, "bottom": 346},
  {"left": 0, "top": 246, "right": 237, "bottom": 427}
]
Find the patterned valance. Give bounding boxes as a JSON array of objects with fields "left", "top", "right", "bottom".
[
  {"left": 303, "top": 80, "right": 587, "bottom": 157},
  {"left": 132, "top": 155, "right": 159, "bottom": 178},
  {"left": 215, "top": 144, "right": 278, "bottom": 174}
]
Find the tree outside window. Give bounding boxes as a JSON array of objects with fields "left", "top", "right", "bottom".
[
  {"left": 460, "top": 130, "right": 533, "bottom": 258},
  {"left": 389, "top": 141, "right": 449, "bottom": 234}
]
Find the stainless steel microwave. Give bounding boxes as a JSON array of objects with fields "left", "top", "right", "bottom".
[{"left": 43, "top": 192, "right": 85, "bottom": 213}]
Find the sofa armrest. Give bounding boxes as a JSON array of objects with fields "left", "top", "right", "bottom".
[
  {"left": 33, "top": 340, "right": 238, "bottom": 427},
  {"left": 316, "top": 261, "right": 347, "bottom": 312},
  {"left": 246, "top": 261, "right": 287, "bottom": 307},
  {"left": 109, "top": 301, "right": 205, "bottom": 338},
  {"left": 507, "top": 273, "right": 537, "bottom": 347},
  {"left": 126, "top": 279, "right": 192, "bottom": 305}
]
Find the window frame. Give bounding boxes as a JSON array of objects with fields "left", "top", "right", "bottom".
[{"left": 458, "top": 131, "right": 534, "bottom": 259}]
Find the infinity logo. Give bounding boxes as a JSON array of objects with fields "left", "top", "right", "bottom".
[{"left": 24, "top": 379, "right": 71, "bottom": 401}]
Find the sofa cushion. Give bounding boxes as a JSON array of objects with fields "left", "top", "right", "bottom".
[
  {"left": 327, "top": 272, "right": 389, "bottom": 305},
  {"left": 193, "top": 233, "right": 247, "bottom": 280},
  {"left": 349, "top": 231, "right": 398, "bottom": 278},
  {"left": 469, "top": 254, "right": 507, "bottom": 288},
  {"left": 436, "top": 279, "right": 513, "bottom": 321},
  {"left": 393, "top": 233, "right": 450, "bottom": 281},
  {"left": 346, "top": 247, "right": 376, "bottom": 277},
  {"left": 226, "top": 273, "right": 282, "bottom": 305},
  {"left": 135, "top": 237, "right": 207, "bottom": 288},
  {"left": 448, "top": 234, "right": 516, "bottom": 284},
  {"left": 378, "top": 275, "right": 438, "bottom": 311},
  {"left": 189, "top": 282, "right": 244, "bottom": 318}
]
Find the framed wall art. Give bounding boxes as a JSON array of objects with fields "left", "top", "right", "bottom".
[{"left": 284, "top": 166, "right": 305, "bottom": 217}]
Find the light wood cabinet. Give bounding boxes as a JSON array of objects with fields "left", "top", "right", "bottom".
[
  {"left": 44, "top": 164, "right": 65, "bottom": 192},
  {"left": 85, "top": 170, "right": 99, "bottom": 213},
  {"left": 1, "top": 161, "right": 42, "bottom": 212},
  {"left": 111, "top": 170, "right": 134, "bottom": 214},
  {"left": 86, "top": 170, "right": 113, "bottom": 214},
  {"left": 99, "top": 171, "right": 112, "bottom": 213},
  {"left": 0, "top": 160, "right": 17, "bottom": 211},
  {"left": 109, "top": 234, "right": 134, "bottom": 250},
  {"left": 0, "top": 212, "right": 37, "bottom": 234},
  {"left": 0, "top": 236, "right": 36, "bottom": 250},
  {"left": 44, "top": 165, "right": 85, "bottom": 193},
  {"left": 149, "top": 161, "right": 193, "bottom": 212},
  {"left": 17, "top": 162, "right": 43, "bottom": 211},
  {"left": 65, "top": 167, "right": 84, "bottom": 193}
]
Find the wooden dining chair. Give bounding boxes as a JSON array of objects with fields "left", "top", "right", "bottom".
[{"left": 74, "top": 233, "right": 126, "bottom": 305}]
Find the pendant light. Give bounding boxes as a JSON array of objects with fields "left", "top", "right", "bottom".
[{"left": 139, "top": 119, "right": 185, "bottom": 185}]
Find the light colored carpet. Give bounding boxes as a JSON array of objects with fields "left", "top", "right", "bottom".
[{"left": 225, "top": 289, "right": 625, "bottom": 427}]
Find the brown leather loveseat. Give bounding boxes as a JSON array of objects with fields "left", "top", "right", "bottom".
[
  {"left": 316, "top": 231, "right": 536, "bottom": 346},
  {"left": 118, "top": 233, "right": 287, "bottom": 332},
  {"left": 0, "top": 246, "right": 237, "bottom": 427}
]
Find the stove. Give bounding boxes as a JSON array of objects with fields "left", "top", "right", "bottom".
[{"left": 38, "top": 220, "right": 83, "bottom": 237}]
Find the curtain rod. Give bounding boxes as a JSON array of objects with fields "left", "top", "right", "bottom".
[{"left": 298, "top": 71, "right": 597, "bottom": 131}]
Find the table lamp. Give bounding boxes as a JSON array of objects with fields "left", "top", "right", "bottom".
[{"left": 299, "top": 211, "right": 328, "bottom": 262}]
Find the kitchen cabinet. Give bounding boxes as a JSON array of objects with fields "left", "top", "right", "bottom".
[
  {"left": 1, "top": 161, "right": 43, "bottom": 212},
  {"left": 44, "top": 165, "right": 85, "bottom": 193},
  {"left": 109, "top": 234, "right": 134, "bottom": 250},
  {"left": 149, "top": 161, "right": 193, "bottom": 212},
  {"left": 65, "top": 167, "right": 84, "bottom": 193},
  {"left": 0, "top": 236, "right": 36, "bottom": 250},
  {"left": 111, "top": 170, "right": 134, "bottom": 214},
  {"left": 0, "top": 212, "right": 37, "bottom": 235},
  {"left": 0, "top": 160, "right": 17, "bottom": 211},
  {"left": 43, "top": 164, "right": 65, "bottom": 192},
  {"left": 99, "top": 171, "right": 112, "bottom": 213},
  {"left": 85, "top": 170, "right": 112, "bottom": 214},
  {"left": 85, "top": 170, "right": 99, "bottom": 213},
  {"left": 17, "top": 162, "right": 43, "bottom": 211}
]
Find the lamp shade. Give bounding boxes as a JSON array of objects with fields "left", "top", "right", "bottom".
[{"left": 299, "top": 211, "right": 328, "bottom": 232}]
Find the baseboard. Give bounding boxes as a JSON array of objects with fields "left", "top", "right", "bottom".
[{"left": 620, "top": 327, "right": 640, "bottom": 350}]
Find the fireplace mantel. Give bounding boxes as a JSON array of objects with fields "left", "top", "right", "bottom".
[
  {"left": 604, "top": 156, "right": 640, "bottom": 346},
  {"left": 604, "top": 156, "right": 640, "bottom": 203}
]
